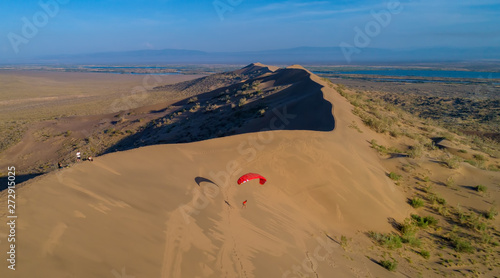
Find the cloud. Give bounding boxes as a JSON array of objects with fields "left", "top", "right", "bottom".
[{"left": 248, "top": 1, "right": 384, "bottom": 22}]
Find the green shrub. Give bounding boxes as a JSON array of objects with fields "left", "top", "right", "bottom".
[
  {"left": 380, "top": 259, "right": 398, "bottom": 271},
  {"left": 473, "top": 154, "right": 486, "bottom": 161},
  {"left": 104, "top": 128, "right": 116, "bottom": 135},
  {"left": 464, "top": 159, "right": 478, "bottom": 167},
  {"left": 453, "top": 239, "right": 474, "bottom": 253},
  {"left": 476, "top": 185, "right": 487, "bottom": 193},
  {"left": 187, "top": 96, "right": 198, "bottom": 103},
  {"left": 362, "top": 116, "right": 386, "bottom": 133},
  {"left": 424, "top": 142, "right": 438, "bottom": 151},
  {"left": 399, "top": 218, "right": 422, "bottom": 247},
  {"left": 389, "top": 129, "right": 401, "bottom": 138},
  {"left": 475, "top": 221, "right": 488, "bottom": 232},
  {"left": 437, "top": 205, "right": 450, "bottom": 217},
  {"left": 369, "top": 232, "right": 402, "bottom": 249},
  {"left": 441, "top": 154, "right": 461, "bottom": 169},
  {"left": 486, "top": 206, "right": 497, "bottom": 220},
  {"left": 383, "top": 234, "right": 402, "bottom": 250},
  {"left": 411, "top": 214, "right": 438, "bottom": 228},
  {"left": 408, "top": 144, "right": 424, "bottom": 158},
  {"left": 369, "top": 140, "right": 403, "bottom": 155},
  {"left": 445, "top": 176, "right": 455, "bottom": 187},
  {"left": 341, "top": 235, "right": 348, "bottom": 248},
  {"left": 481, "top": 232, "right": 492, "bottom": 244},
  {"left": 401, "top": 219, "right": 418, "bottom": 238},
  {"left": 429, "top": 193, "right": 446, "bottom": 205},
  {"left": 410, "top": 197, "right": 425, "bottom": 208},
  {"left": 420, "top": 250, "right": 430, "bottom": 259},
  {"left": 389, "top": 172, "right": 402, "bottom": 181},
  {"left": 406, "top": 236, "right": 422, "bottom": 247}
]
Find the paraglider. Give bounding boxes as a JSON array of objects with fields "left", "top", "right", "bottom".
[{"left": 237, "top": 173, "right": 266, "bottom": 185}]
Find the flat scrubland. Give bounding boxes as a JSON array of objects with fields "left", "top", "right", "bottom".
[
  {"left": 325, "top": 79, "right": 500, "bottom": 277},
  {"left": 329, "top": 77, "right": 500, "bottom": 143},
  {"left": 0, "top": 70, "right": 203, "bottom": 175}
]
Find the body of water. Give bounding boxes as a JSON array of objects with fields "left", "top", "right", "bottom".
[
  {"left": 316, "top": 69, "right": 500, "bottom": 79},
  {"left": 92, "top": 71, "right": 181, "bottom": 75},
  {"left": 373, "top": 78, "right": 470, "bottom": 84},
  {"left": 81, "top": 66, "right": 182, "bottom": 75}
]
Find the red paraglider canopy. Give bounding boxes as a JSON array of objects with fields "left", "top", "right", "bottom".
[{"left": 237, "top": 173, "right": 266, "bottom": 185}]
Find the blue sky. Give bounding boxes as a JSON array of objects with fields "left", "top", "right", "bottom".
[{"left": 1, "top": 0, "right": 499, "bottom": 60}]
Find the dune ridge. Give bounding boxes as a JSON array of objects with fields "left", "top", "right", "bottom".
[{"left": 0, "top": 64, "right": 410, "bottom": 277}]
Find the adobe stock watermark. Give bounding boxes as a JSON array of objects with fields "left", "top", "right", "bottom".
[
  {"left": 111, "top": 267, "right": 135, "bottom": 278},
  {"left": 178, "top": 105, "right": 297, "bottom": 224},
  {"left": 213, "top": 0, "right": 244, "bottom": 21},
  {"left": 7, "top": 0, "right": 70, "bottom": 54},
  {"left": 282, "top": 235, "right": 338, "bottom": 278},
  {"left": 473, "top": 73, "right": 497, "bottom": 97},
  {"left": 340, "top": 0, "right": 403, "bottom": 63},
  {"left": 109, "top": 67, "right": 168, "bottom": 113}
]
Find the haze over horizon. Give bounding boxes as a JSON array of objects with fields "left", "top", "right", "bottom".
[{"left": 1, "top": 0, "right": 500, "bottom": 63}]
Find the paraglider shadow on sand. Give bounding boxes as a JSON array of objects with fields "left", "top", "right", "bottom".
[
  {"left": 195, "top": 176, "right": 234, "bottom": 207},
  {"left": 194, "top": 176, "right": 218, "bottom": 187},
  {"left": 101, "top": 68, "right": 335, "bottom": 154}
]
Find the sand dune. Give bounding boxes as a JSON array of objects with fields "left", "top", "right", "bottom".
[{"left": 0, "top": 64, "right": 410, "bottom": 277}]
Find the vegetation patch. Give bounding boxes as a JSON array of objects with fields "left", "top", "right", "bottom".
[
  {"left": 408, "top": 143, "right": 424, "bottom": 158},
  {"left": 485, "top": 206, "right": 497, "bottom": 220},
  {"left": 410, "top": 197, "right": 425, "bottom": 209},
  {"left": 380, "top": 259, "right": 398, "bottom": 271},
  {"left": 420, "top": 250, "right": 430, "bottom": 259},
  {"left": 368, "top": 232, "right": 402, "bottom": 250},
  {"left": 475, "top": 184, "right": 487, "bottom": 193},
  {"left": 411, "top": 214, "right": 438, "bottom": 229},
  {"left": 389, "top": 172, "right": 402, "bottom": 181},
  {"left": 440, "top": 154, "right": 461, "bottom": 169},
  {"left": 370, "top": 140, "right": 403, "bottom": 155}
]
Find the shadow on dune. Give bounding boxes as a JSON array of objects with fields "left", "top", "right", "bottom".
[
  {"left": 103, "top": 67, "right": 335, "bottom": 154},
  {"left": 0, "top": 173, "right": 44, "bottom": 191},
  {"left": 195, "top": 177, "right": 218, "bottom": 187}
]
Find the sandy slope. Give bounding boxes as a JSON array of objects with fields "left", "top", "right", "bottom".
[{"left": 0, "top": 66, "right": 410, "bottom": 277}]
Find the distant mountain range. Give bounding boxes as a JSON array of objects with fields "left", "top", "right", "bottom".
[{"left": 12, "top": 46, "right": 500, "bottom": 65}]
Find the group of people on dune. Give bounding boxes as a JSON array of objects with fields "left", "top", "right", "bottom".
[
  {"left": 57, "top": 150, "right": 94, "bottom": 169},
  {"left": 75, "top": 151, "right": 93, "bottom": 162}
]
